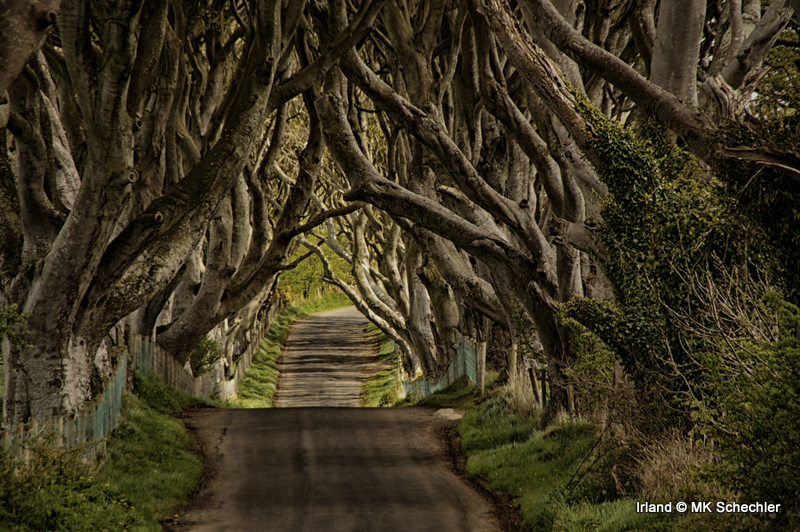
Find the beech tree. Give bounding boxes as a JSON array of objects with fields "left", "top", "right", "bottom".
[
  {"left": 0, "top": 0, "right": 383, "bottom": 424},
  {"left": 3, "top": 0, "right": 799, "bottom": 424},
  {"left": 308, "top": 0, "right": 798, "bottom": 416},
  {"left": 306, "top": 0, "right": 609, "bottom": 414}
]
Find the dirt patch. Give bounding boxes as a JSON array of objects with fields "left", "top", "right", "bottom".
[{"left": 439, "top": 421, "right": 530, "bottom": 532}]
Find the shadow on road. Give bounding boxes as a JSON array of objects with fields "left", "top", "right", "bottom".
[{"left": 274, "top": 306, "right": 373, "bottom": 408}]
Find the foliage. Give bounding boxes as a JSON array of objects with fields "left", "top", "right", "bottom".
[
  {"left": 458, "top": 395, "right": 660, "bottom": 531},
  {"left": 565, "top": 100, "right": 783, "bottom": 415},
  {"left": 0, "top": 374, "right": 209, "bottom": 531},
  {"left": 189, "top": 336, "right": 224, "bottom": 377},
  {"left": 713, "top": 118, "right": 800, "bottom": 304},
  {"left": 562, "top": 90, "right": 800, "bottom": 524},
  {"left": 278, "top": 242, "right": 353, "bottom": 303},
  {"left": 233, "top": 291, "right": 352, "bottom": 408},
  {"left": 694, "top": 294, "right": 800, "bottom": 519},
  {"left": 557, "top": 311, "right": 618, "bottom": 417},
  {"left": 750, "top": 29, "right": 800, "bottom": 119},
  {"left": 0, "top": 304, "right": 30, "bottom": 362},
  {"left": 0, "top": 439, "right": 148, "bottom": 531}
]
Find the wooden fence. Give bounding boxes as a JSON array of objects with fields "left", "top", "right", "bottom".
[
  {"left": 1, "top": 310, "right": 274, "bottom": 461},
  {"left": 401, "top": 337, "right": 479, "bottom": 398},
  {"left": 1, "top": 355, "right": 127, "bottom": 461}
]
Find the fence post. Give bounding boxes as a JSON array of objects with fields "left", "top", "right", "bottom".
[
  {"left": 567, "top": 384, "right": 575, "bottom": 416},
  {"left": 507, "top": 342, "right": 517, "bottom": 375},
  {"left": 528, "top": 364, "right": 541, "bottom": 406},
  {"left": 540, "top": 369, "right": 547, "bottom": 409},
  {"left": 477, "top": 340, "right": 487, "bottom": 395}
]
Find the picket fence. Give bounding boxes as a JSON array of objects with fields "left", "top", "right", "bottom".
[
  {"left": 1, "top": 317, "right": 270, "bottom": 461},
  {"left": 400, "top": 337, "right": 479, "bottom": 398},
  {"left": 0, "top": 355, "right": 128, "bottom": 462},
  {"left": 2, "top": 307, "right": 480, "bottom": 460}
]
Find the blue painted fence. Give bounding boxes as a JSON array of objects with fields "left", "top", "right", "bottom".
[
  {"left": 1, "top": 355, "right": 127, "bottom": 461},
  {"left": 1, "top": 317, "right": 268, "bottom": 461},
  {"left": 401, "top": 337, "right": 479, "bottom": 398}
]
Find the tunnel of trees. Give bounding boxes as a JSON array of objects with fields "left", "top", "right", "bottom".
[{"left": 2, "top": 0, "right": 800, "bottom": 505}]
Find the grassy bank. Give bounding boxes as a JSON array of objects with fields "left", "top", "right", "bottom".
[
  {"left": 458, "top": 395, "right": 659, "bottom": 531},
  {"left": 232, "top": 292, "right": 351, "bottom": 408},
  {"left": 405, "top": 375, "right": 661, "bottom": 531},
  {"left": 0, "top": 371, "right": 209, "bottom": 531},
  {"left": 393, "top": 366, "right": 502, "bottom": 409},
  {"left": 361, "top": 324, "right": 401, "bottom": 407}
]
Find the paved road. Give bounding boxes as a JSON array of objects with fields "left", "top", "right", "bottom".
[
  {"left": 172, "top": 306, "right": 500, "bottom": 531},
  {"left": 274, "top": 307, "right": 372, "bottom": 407}
]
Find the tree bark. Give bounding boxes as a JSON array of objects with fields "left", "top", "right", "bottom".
[
  {"left": 0, "top": 0, "right": 60, "bottom": 100},
  {"left": 650, "top": 0, "right": 705, "bottom": 108}
]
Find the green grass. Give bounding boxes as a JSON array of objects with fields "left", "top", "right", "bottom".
[
  {"left": 0, "top": 441, "right": 151, "bottom": 531},
  {"left": 393, "top": 367, "right": 502, "bottom": 410},
  {"left": 458, "top": 393, "right": 540, "bottom": 451},
  {"left": 97, "top": 395, "right": 203, "bottom": 528},
  {"left": 131, "top": 370, "right": 212, "bottom": 414},
  {"left": 361, "top": 324, "right": 401, "bottom": 407},
  {"left": 457, "top": 395, "right": 664, "bottom": 532},
  {"left": 0, "top": 371, "right": 210, "bottom": 531},
  {"left": 233, "top": 292, "right": 352, "bottom": 408}
]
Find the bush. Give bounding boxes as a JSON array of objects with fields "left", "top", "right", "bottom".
[
  {"left": 189, "top": 336, "right": 223, "bottom": 377},
  {"left": 0, "top": 440, "right": 148, "bottom": 531},
  {"left": 0, "top": 380, "right": 206, "bottom": 532},
  {"left": 695, "top": 295, "right": 800, "bottom": 519}
]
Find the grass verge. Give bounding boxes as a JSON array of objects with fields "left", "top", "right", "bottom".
[
  {"left": 394, "top": 367, "right": 502, "bottom": 410},
  {"left": 0, "top": 371, "right": 210, "bottom": 531},
  {"left": 457, "top": 394, "right": 663, "bottom": 532},
  {"left": 361, "top": 324, "right": 400, "bottom": 407},
  {"left": 232, "top": 292, "right": 351, "bottom": 408}
]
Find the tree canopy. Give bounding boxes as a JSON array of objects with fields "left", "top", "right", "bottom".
[{"left": 2, "top": 2, "right": 800, "bottom": 504}]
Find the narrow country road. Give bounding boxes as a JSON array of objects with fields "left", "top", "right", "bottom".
[
  {"left": 274, "top": 306, "right": 372, "bottom": 407},
  {"left": 172, "top": 306, "right": 500, "bottom": 531}
]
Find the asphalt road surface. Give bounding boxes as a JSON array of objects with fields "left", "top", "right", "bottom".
[
  {"left": 274, "top": 306, "right": 373, "bottom": 407},
  {"left": 172, "top": 306, "right": 500, "bottom": 531}
]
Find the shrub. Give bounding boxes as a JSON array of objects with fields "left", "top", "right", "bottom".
[
  {"left": 695, "top": 295, "right": 800, "bottom": 518},
  {"left": 189, "top": 336, "right": 223, "bottom": 377}
]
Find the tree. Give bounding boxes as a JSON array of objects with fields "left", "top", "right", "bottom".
[
  {"left": 4, "top": 0, "right": 799, "bottom": 426},
  {"left": 308, "top": 0, "right": 799, "bottom": 419},
  {"left": 306, "top": 0, "right": 613, "bottom": 415},
  {"left": 0, "top": 0, "right": 383, "bottom": 424}
]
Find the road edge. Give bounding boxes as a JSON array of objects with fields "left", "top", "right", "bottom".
[{"left": 438, "top": 419, "right": 530, "bottom": 532}]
